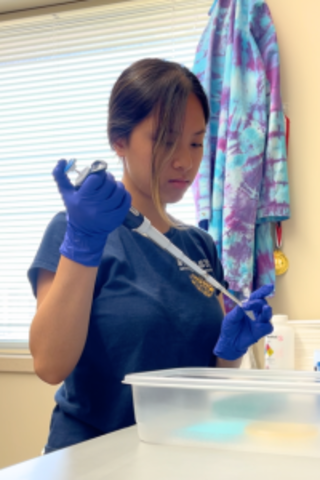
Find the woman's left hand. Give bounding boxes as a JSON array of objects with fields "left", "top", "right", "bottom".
[{"left": 213, "top": 284, "right": 274, "bottom": 361}]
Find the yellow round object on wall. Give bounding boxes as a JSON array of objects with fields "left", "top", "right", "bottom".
[
  {"left": 245, "top": 421, "right": 318, "bottom": 441},
  {"left": 274, "top": 249, "right": 289, "bottom": 276}
]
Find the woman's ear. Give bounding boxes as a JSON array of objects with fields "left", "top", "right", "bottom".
[{"left": 113, "top": 138, "right": 127, "bottom": 158}]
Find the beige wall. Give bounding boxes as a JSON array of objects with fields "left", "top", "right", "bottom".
[
  {"left": 0, "top": 371, "right": 57, "bottom": 469},
  {"left": 267, "top": 0, "right": 320, "bottom": 319},
  {"left": 1, "top": 0, "right": 320, "bottom": 472}
]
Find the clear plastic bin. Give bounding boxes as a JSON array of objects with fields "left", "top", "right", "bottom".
[{"left": 123, "top": 368, "right": 320, "bottom": 457}]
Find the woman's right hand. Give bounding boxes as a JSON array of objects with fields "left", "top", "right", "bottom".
[{"left": 53, "top": 159, "right": 131, "bottom": 266}]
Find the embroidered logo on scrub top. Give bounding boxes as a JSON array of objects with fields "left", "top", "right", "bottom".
[
  {"left": 176, "top": 258, "right": 215, "bottom": 297},
  {"left": 189, "top": 274, "right": 215, "bottom": 297}
]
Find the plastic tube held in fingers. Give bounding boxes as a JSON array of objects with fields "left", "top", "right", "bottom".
[
  {"left": 64, "top": 158, "right": 78, "bottom": 173},
  {"left": 64, "top": 159, "right": 108, "bottom": 188}
]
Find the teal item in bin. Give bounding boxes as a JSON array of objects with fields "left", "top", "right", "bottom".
[{"left": 178, "top": 419, "right": 248, "bottom": 443}]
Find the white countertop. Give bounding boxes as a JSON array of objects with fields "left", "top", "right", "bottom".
[{"left": 1, "top": 426, "right": 320, "bottom": 479}]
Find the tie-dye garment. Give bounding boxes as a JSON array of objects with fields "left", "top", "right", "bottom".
[{"left": 192, "top": 0, "right": 290, "bottom": 301}]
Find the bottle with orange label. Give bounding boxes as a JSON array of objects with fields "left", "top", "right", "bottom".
[{"left": 264, "top": 315, "right": 295, "bottom": 370}]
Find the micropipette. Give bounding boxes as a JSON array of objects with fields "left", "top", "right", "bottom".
[{"left": 64, "top": 159, "right": 255, "bottom": 319}]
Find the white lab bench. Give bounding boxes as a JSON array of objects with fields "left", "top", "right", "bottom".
[{"left": 1, "top": 426, "right": 320, "bottom": 479}]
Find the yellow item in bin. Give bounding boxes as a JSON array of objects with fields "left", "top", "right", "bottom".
[{"left": 246, "top": 421, "right": 318, "bottom": 441}]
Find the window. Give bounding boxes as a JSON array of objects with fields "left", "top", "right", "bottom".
[{"left": 0, "top": 0, "right": 211, "bottom": 348}]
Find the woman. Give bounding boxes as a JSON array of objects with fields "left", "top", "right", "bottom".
[{"left": 28, "top": 58, "right": 273, "bottom": 453}]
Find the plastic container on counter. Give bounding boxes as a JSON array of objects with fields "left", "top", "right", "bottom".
[
  {"left": 123, "top": 368, "right": 320, "bottom": 458},
  {"left": 265, "top": 315, "right": 295, "bottom": 370}
]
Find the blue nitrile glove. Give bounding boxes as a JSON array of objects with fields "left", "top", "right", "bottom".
[
  {"left": 53, "top": 159, "right": 131, "bottom": 266},
  {"left": 213, "top": 284, "right": 274, "bottom": 361}
]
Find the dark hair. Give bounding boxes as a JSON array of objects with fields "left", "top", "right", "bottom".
[
  {"left": 107, "top": 58, "right": 209, "bottom": 224},
  {"left": 108, "top": 58, "right": 209, "bottom": 146}
]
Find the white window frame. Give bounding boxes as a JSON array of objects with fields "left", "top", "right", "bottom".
[{"left": 0, "top": 0, "right": 212, "bottom": 349}]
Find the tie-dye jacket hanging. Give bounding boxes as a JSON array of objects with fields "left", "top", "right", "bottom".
[{"left": 192, "top": 0, "right": 290, "bottom": 300}]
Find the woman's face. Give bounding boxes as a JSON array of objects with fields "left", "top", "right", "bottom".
[{"left": 117, "top": 93, "right": 206, "bottom": 206}]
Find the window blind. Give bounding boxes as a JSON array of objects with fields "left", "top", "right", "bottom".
[{"left": 0, "top": 0, "right": 212, "bottom": 348}]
